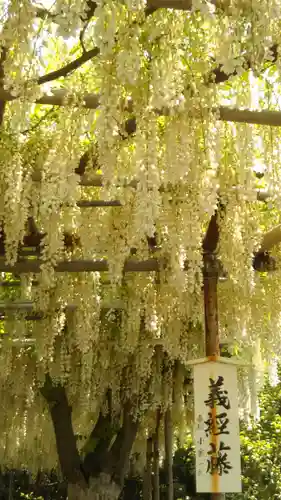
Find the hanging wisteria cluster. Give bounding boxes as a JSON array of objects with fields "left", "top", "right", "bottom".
[{"left": 1, "top": 0, "right": 281, "bottom": 483}]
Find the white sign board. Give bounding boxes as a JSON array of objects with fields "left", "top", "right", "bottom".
[{"left": 194, "top": 361, "right": 241, "bottom": 493}]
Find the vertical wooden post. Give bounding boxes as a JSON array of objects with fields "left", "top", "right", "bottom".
[
  {"left": 164, "top": 408, "right": 174, "bottom": 500},
  {"left": 143, "top": 438, "right": 153, "bottom": 500},
  {"left": 204, "top": 255, "right": 220, "bottom": 358},
  {"left": 203, "top": 251, "right": 225, "bottom": 500},
  {"left": 152, "top": 410, "right": 161, "bottom": 500},
  {"left": 8, "top": 471, "right": 13, "bottom": 500}
]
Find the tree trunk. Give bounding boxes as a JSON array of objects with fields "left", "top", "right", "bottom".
[{"left": 67, "top": 474, "right": 121, "bottom": 500}]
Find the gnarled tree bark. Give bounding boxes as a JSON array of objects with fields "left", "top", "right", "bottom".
[
  {"left": 41, "top": 376, "right": 139, "bottom": 500},
  {"left": 67, "top": 474, "right": 121, "bottom": 500}
]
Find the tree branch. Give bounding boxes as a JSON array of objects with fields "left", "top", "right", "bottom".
[
  {"left": 24, "top": 2, "right": 281, "bottom": 91},
  {"left": 83, "top": 1, "right": 97, "bottom": 21},
  {"left": 36, "top": 1, "right": 97, "bottom": 23},
  {"left": 21, "top": 107, "right": 55, "bottom": 134},
  {"left": 82, "top": 391, "right": 138, "bottom": 486},
  {"left": 35, "top": 7, "right": 58, "bottom": 21},
  {"left": 40, "top": 376, "right": 86, "bottom": 487},
  {"left": 210, "top": 44, "right": 278, "bottom": 85},
  {"left": 105, "top": 401, "right": 139, "bottom": 487},
  {"left": 83, "top": 391, "right": 120, "bottom": 478},
  {"left": 38, "top": 47, "right": 100, "bottom": 85}
]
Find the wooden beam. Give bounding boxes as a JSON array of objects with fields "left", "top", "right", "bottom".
[
  {"left": 1, "top": 337, "right": 36, "bottom": 346},
  {"left": 31, "top": 170, "right": 275, "bottom": 204},
  {"left": 147, "top": 0, "right": 192, "bottom": 8},
  {"left": 77, "top": 200, "right": 122, "bottom": 207},
  {"left": 152, "top": 410, "right": 161, "bottom": 500},
  {"left": 143, "top": 438, "right": 153, "bottom": 500},
  {"left": 2, "top": 88, "right": 281, "bottom": 127},
  {"left": 203, "top": 214, "right": 225, "bottom": 500},
  {"left": 218, "top": 106, "right": 281, "bottom": 127},
  {"left": 0, "top": 258, "right": 163, "bottom": 273},
  {"left": 164, "top": 409, "right": 174, "bottom": 500},
  {"left": 32, "top": 171, "right": 134, "bottom": 187},
  {"left": 0, "top": 299, "right": 124, "bottom": 312},
  {"left": 259, "top": 225, "right": 281, "bottom": 252},
  {"left": 257, "top": 189, "right": 270, "bottom": 202},
  {"left": 0, "top": 252, "right": 275, "bottom": 274},
  {"left": 204, "top": 257, "right": 220, "bottom": 357},
  {"left": 146, "top": 0, "right": 218, "bottom": 8},
  {"left": 36, "top": 0, "right": 213, "bottom": 19},
  {"left": 0, "top": 88, "right": 100, "bottom": 109},
  {"left": 0, "top": 278, "right": 112, "bottom": 287}
]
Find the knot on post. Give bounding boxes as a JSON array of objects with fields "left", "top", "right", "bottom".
[{"left": 203, "top": 252, "right": 221, "bottom": 279}]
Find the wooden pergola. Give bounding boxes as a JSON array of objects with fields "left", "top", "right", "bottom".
[
  {"left": 0, "top": 86, "right": 281, "bottom": 273},
  {"left": 1, "top": 2, "right": 281, "bottom": 498},
  {"left": 0, "top": 82, "right": 280, "bottom": 347}
]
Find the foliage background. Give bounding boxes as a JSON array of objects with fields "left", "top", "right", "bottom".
[{"left": 1, "top": 374, "right": 281, "bottom": 500}]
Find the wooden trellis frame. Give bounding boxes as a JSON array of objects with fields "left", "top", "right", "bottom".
[
  {"left": 2, "top": 87, "right": 281, "bottom": 127},
  {"left": 1, "top": 4, "right": 280, "bottom": 497}
]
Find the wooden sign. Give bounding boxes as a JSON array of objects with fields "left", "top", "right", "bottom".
[{"left": 193, "top": 360, "right": 242, "bottom": 493}]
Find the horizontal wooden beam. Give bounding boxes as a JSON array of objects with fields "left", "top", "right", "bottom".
[
  {"left": 0, "top": 258, "right": 163, "bottom": 273},
  {"left": 31, "top": 170, "right": 274, "bottom": 203},
  {"left": 1, "top": 88, "right": 281, "bottom": 127},
  {"left": 77, "top": 199, "right": 122, "bottom": 207},
  {"left": 32, "top": 171, "right": 131, "bottom": 187},
  {"left": 0, "top": 88, "right": 100, "bottom": 109},
  {"left": 260, "top": 225, "right": 281, "bottom": 252},
  {"left": 0, "top": 337, "right": 36, "bottom": 345},
  {"left": 0, "top": 281, "right": 25, "bottom": 287},
  {"left": 257, "top": 189, "right": 270, "bottom": 202},
  {"left": 35, "top": 0, "right": 211, "bottom": 20},
  {"left": 218, "top": 107, "right": 281, "bottom": 127},
  {"left": 147, "top": 0, "right": 192, "bottom": 9},
  {"left": 0, "top": 278, "right": 112, "bottom": 287},
  {"left": 0, "top": 299, "right": 124, "bottom": 313},
  {"left": 146, "top": 0, "right": 218, "bottom": 9},
  {"left": 0, "top": 252, "right": 275, "bottom": 275}
]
